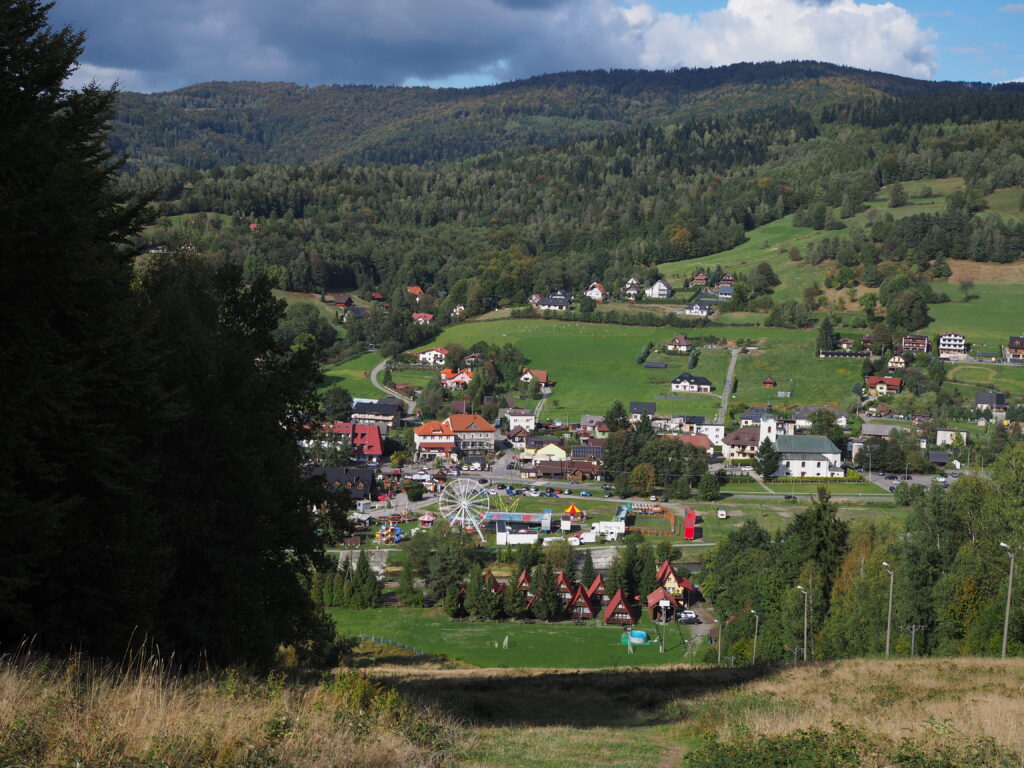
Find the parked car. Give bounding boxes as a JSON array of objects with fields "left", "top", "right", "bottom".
[
  {"left": 888, "top": 485, "right": 896, "bottom": 492},
  {"left": 649, "top": 495, "right": 657, "bottom": 501},
  {"left": 784, "top": 494, "right": 797, "bottom": 500},
  {"left": 604, "top": 492, "right": 613, "bottom": 498},
  {"left": 579, "top": 490, "right": 592, "bottom": 497},
  {"left": 601, "top": 484, "right": 614, "bottom": 491},
  {"left": 478, "top": 477, "right": 489, "bottom": 485}
]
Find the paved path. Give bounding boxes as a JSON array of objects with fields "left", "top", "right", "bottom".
[
  {"left": 716, "top": 347, "right": 740, "bottom": 423},
  {"left": 370, "top": 358, "right": 414, "bottom": 414}
]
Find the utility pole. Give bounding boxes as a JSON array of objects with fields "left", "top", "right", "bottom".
[
  {"left": 751, "top": 609, "right": 760, "bottom": 664},
  {"left": 797, "top": 586, "right": 809, "bottom": 662},
  {"left": 899, "top": 624, "right": 925, "bottom": 656},
  {"left": 714, "top": 619, "right": 722, "bottom": 665},
  {"left": 1001, "top": 543, "right": 1017, "bottom": 659},
  {"left": 883, "top": 562, "right": 894, "bottom": 658}
]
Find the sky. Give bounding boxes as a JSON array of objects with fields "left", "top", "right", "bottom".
[{"left": 54, "top": 0, "right": 1024, "bottom": 93}]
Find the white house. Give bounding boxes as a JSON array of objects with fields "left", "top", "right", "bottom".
[
  {"left": 938, "top": 333, "right": 967, "bottom": 359},
  {"left": 411, "top": 312, "right": 434, "bottom": 325},
  {"left": 665, "top": 334, "right": 694, "bottom": 353},
  {"left": 774, "top": 435, "right": 843, "bottom": 478},
  {"left": 645, "top": 279, "right": 673, "bottom": 299},
  {"left": 792, "top": 406, "right": 849, "bottom": 430},
  {"left": 439, "top": 368, "right": 474, "bottom": 390},
  {"left": 505, "top": 407, "right": 536, "bottom": 433},
  {"left": 538, "top": 295, "right": 570, "bottom": 311},
  {"left": 584, "top": 282, "right": 609, "bottom": 302},
  {"left": 684, "top": 301, "right": 713, "bottom": 317},
  {"left": 696, "top": 423, "right": 726, "bottom": 446},
  {"left": 622, "top": 277, "right": 642, "bottom": 299},
  {"left": 671, "top": 372, "right": 713, "bottom": 393},
  {"left": 936, "top": 428, "right": 969, "bottom": 447},
  {"left": 418, "top": 347, "right": 449, "bottom": 366}
]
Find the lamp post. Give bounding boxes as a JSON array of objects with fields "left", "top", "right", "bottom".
[
  {"left": 751, "top": 609, "right": 760, "bottom": 665},
  {"left": 713, "top": 619, "right": 722, "bottom": 665},
  {"left": 1001, "top": 543, "right": 1017, "bottom": 659},
  {"left": 796, "top": 586, "right": 809, "bottom": 662},
  {"left": 882, "top": 562, "right": 894, "bottom": 658}
]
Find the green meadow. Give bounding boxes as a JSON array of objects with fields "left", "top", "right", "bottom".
[
  {"left": 329, "top": 606, "right": 693, "bottom": 668},
  {"left": 320, "top": 350, "right": 383, "bottom": 397},
  {"left": 425, "top": 320, "right": 730, "bottom": 422},
  {"left": 922, "top": 282, "right": 1024, "bottom": 347},
  {"left": 945, "top": 362, "right": 1024, "bottom": 398}
]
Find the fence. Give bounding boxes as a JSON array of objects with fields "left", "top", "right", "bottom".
[{"left": 359, "top": 635, "right": 430, "bottom": 656}]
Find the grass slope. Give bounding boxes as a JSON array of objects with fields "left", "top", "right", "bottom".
[
  {"left": 321, "top": 351, "right": 384, "bottom": 398},
  {"left": 331, "top": 607, "right": 691, "bottom": 669}
]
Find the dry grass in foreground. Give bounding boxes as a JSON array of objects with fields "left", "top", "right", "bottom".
[
  {"left": 0, "top": 650, "right": 460, "bottom": 768},
  {"left": 686, "top": 657, "right": 1024, "bottom": 752}
]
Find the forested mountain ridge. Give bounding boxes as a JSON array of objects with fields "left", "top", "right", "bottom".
[{"left": 112, "top": 60, "right": 1024, "bottom": 169}]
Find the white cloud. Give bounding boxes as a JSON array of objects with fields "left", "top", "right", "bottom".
[
  {"left": 998, "top": 3, "right": 1024, "bottom": 12},
  {"left": 55, "top": 0, "right": 939, "bottom": 92},
  {"left": 616, "top": 0, "right": 938, "bottom": 80}
]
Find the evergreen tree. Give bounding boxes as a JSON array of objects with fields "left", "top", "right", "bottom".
[
  {"left": 310, "top": 571, "right": 324, "bottom": 607},
  {"left": 817, "top": 315, "right": 838, "bottom": 352},
  {"left": 604, "top": 400, "right": 631, "bottom": 432},
  {"left": 532, "top": 563, "right": 562, "bottom": 621},
  {"left": 503, "top": 582, "right": 527, "bottom": 619},
  {"left": 464, "top": 564, "right": 484, "bottom": 618},
  {"left": 581, "top": 550, "right": 597, "bottom": 588},
  {"left": 752, "top": 438, "right": 781, "bottom": 478},
  {"left": 442, "top": 584, "right": 463, "bottom": 617},
  {"left": 397, "top": 560, "right": 423, "bottom": 607},
  {"left": 321, "top": 571, "right": 336, "bottom": 607},
  {"left": 351, "top": 550, "right": 381, "bottom": 608}
]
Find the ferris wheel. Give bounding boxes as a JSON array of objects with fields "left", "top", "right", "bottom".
[{"left": 438, "top": 477, "right": 490, "bottom": 542}]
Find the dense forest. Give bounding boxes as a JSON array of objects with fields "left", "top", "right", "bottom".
[
  {"left": 111, "top": 62, "right": 1024, "bottom": 168},
  {"left": 128, "top": 93, "right": 1024, "bottom": 324},
  {"left": 701, "top": 445, "right": 1024, "bottom": 662},
  {"left": 0, "top": 0, "right": 348, "bottom": 667}
]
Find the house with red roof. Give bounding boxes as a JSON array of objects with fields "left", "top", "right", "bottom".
[
  {"left": 866, "top": 376, "right": 903, "bottom": 396},
  {"left": 603, "top": 589, "right": 639, "bottom": 626},
  {"left": 439, "top": 368, "right": 474, "bottom": 390},
  {"left": 516, "top": 570, "right": 533, "bottom": 598},
  {"left": 567, "top": 585, "right": 596, "bottom": 619},
  {"left": 689, "top": 272, "right": 707, "bottom": 287},
  {"left": 406, "top": 285, "right": 425, "bottom": 301},
  {"left": 555, "top": 572, "right": 575, "bottom": 606},
  {"left": 412, "top": 420, "right": 457, "bottom": 459},
  {"left": 333, "top": 293, "right": 354, "bottom": 309},
  {"left": 646, "top": 585, "right": 682, "bottom": 621},
  {"left": 411, "top": 312, "right": 434, "bottom": 325},
  {"left": 318, "top": 421, "right": 384, "bottom": 463},
  {"left": 586, "top": 573, "right": 608, "bottom": 606},
  {"left": 584, "top": 281, "right": 609, "bottom": 302},
  {"left": 520, "top": 368, "right": 552, "bottom": 386},
  {"left": 673, "top": 433, "right": 714, "bottom": 455},
  {"left": 371, "top": 292, "right": 385, "bottom": 301}
]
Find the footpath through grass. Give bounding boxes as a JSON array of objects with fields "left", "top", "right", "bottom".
[{"left": 330, "top": 606, "right": 692, "bottom": 669}]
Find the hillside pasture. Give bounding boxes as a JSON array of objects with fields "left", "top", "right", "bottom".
[
  {"left": 425, "top": 320, "right": 731, "bottom": 422},
  {"left": 320, "top": 351, "right": 384, "bottom": 397},
  {"left": 922, "top": 280, "right": 1024, "bottom": 347}
]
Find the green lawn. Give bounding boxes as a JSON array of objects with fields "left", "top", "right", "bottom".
[
  {"left": 730, "top": 338, "right": 863, "bottom": 413},
  {"left": 944, "top": 362, "right": 1024, "bottom": 399},
  {"left": 980, "top": 185, "right": 1024, "bottom": 222},
  {"left": 272, "top": 288, "right": 344, "bottom": 324},
  {"left": 423, "top": 320, "right": 732, "bottom": 422},
  {"left": 320, "top": 351, "right": 383, "bottom": 397},
  {"left": 330, "top": 606, "right": 693, "bottom": 668},
  {"left": 923, "top": 282, "right": 1024, "bottom": 347}
]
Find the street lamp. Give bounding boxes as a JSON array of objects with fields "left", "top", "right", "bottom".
[
  {"left": 751, "top": 609, "right": 760, "bottom": 665},
  {"left": 1001, "top": 543, "right": 1017, "bottom": 659},
  {"left": 882, "top": 562, "right": 894, "bottom": 658},
  {"left": 796, "top": 586, "right": 809, "bottom": 662},
  {"left": 713, "top": 619, "right": 722, "bottom": 665}
]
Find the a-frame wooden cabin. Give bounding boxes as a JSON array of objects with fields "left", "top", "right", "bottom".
[
  {"left": 587, "top": 573, "right": 608, "bottom": 606},
  {"left": 567, "top": 585, "right": 596, "bottom": 620},
  {"left": 555, "top": 571, "right": 575, "bottom": 606},
  {"left": 603, "top": 588, "right": 639, "bottom": 626},
  {"left": 516, "top": 569, "right": 533, "bottom": 598}
]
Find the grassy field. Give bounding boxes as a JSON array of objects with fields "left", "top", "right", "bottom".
[
  {"left": 424, "top": 320, "right": 730, "bottom": 422},
  {"left": 320, "top": 350, "right": 384, "bottom": 397},
  {"left": 272, "top": 288, "right": 345, "bottom": 324},
  {"left": 375, "top": 658, "right": 1024, "bottom": 768},
  {"left": 330, "top": 606, "right": 692, "bottom": 669},
  {"left": 922, "top": 280, "right": 1024, "bottom": 347},
  {"left": 945, "top": 362, "right": 1024, "bottom": 398},
  {"left": 730, "top": 340, "right": 863, "bottom": 413}
]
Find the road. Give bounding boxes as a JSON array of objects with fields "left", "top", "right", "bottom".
[
  {"left": 716, "top": 347, "right": 740, "bottom": 424},
  {"left": 370, "top": 358, "right": 414, "bottom": 414}
]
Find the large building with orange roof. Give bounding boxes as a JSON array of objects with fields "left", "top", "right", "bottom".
[{"left": 413, "top": 413, "right": 496, "bottom": 458}]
